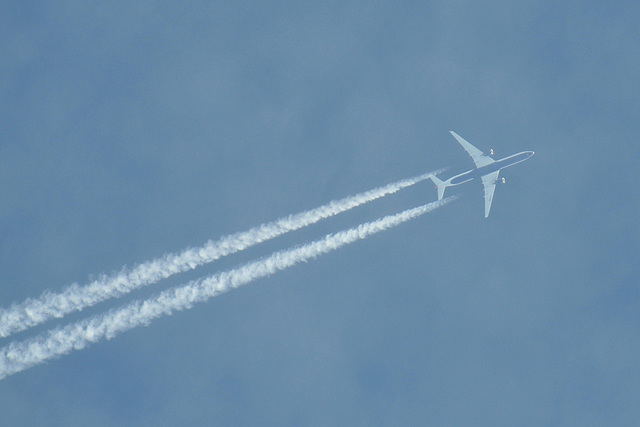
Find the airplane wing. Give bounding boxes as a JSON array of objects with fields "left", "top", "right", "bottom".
[
  {"left": 481, "top": 171, "right": 500, "bottom": 218},
  {"left": 450, "top": 131, "right": 495, "bottom": 168}
]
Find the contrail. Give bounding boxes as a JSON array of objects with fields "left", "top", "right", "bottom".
[
  {"left": 0, "top": 170, "right": 444, "bottom": 339},
  {"left": 0, "top": 197, "right": 455, "bottom": 380}
]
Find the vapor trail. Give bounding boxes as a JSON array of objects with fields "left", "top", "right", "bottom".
[
  {"left": 0, "top": 197, "right": 454, "bottom": 380},
  {"left": 0, "top": 170, "right": 443, "bottom": 339}
]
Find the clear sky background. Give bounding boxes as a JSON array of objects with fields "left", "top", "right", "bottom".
[{"left": 1, "top": 2, "right": 639, "bottom": 426}]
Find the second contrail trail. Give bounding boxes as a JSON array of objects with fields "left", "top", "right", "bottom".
[
  {"left": 0, "top": 197, "right": 455, "bottom": 380},
  {"left": 0, "top": 170, "right": 443, "bottom": 339}
]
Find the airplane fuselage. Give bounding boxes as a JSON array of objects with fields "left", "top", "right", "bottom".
[{"left": 448, "top": 151, "right": 534, "bottom": 186}]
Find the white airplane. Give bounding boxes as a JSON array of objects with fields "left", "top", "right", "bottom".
[{"left": 429, "top": 131, "right": 534, "bottom": 217}]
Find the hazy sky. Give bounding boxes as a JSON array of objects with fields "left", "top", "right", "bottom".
[{"left": 1, "top": 2, "right": 639, "bottom": 425}]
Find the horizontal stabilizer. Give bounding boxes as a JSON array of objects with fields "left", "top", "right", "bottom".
[{"left": 429, "top": 175, "right": 447, "bottom": 200}]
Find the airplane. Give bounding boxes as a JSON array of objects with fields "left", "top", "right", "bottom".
[{"left": 429, "top": 131, "right": 534, "bottom": 217}]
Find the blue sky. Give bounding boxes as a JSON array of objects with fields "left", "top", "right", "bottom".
[{"left": 1, "top": 1, "right": 639, "bottom": 425}]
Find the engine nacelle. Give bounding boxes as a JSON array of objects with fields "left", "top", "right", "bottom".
[
  {"left": 490, "top": 148, "right": 494, "bottom": 155},
  {"left": 500, "top": 177, "right": 506, "bottom": 184}
]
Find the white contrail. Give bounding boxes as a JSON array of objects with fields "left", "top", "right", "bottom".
[
  {"left": 0, "top": 197, "right": 455, "bottom": 380},
  {"left": 0, "top": 170, "right": 444, "bottom": 339}
]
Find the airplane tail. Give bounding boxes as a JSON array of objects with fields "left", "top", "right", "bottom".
[{"left": 428, "top": 175, "right": 447, "bottom": 200}]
